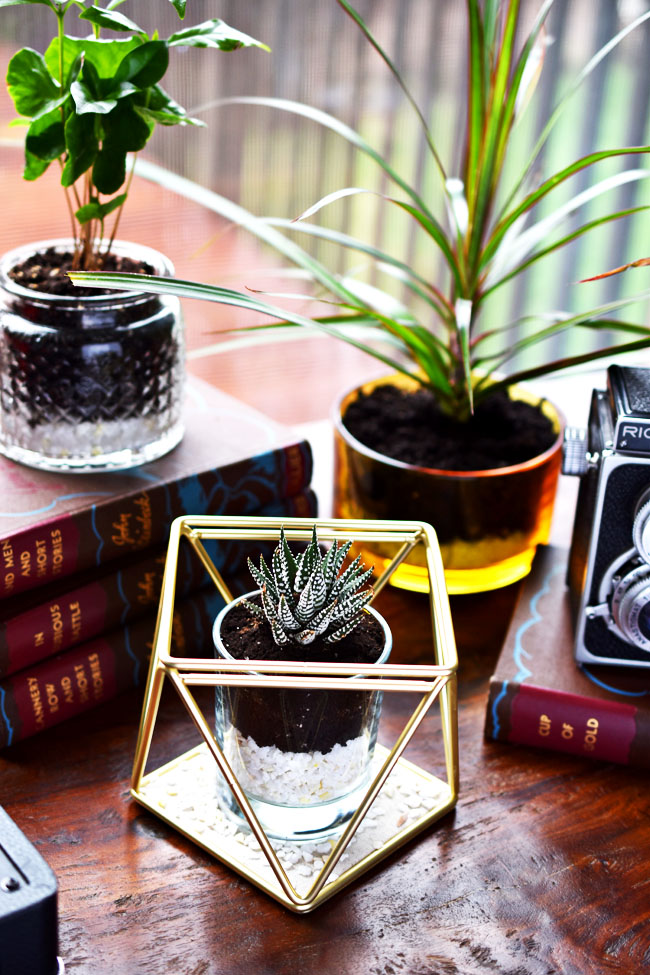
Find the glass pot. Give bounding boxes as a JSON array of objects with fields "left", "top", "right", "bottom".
[
  {"left": 213, "top": 590, "right": 392, "bottom": 843},
  {"left": 334, "top": 374, "right": 565, "bottom": 595},
  {"left": 0, "top": 239, "right": 184, "bottom": 472}
]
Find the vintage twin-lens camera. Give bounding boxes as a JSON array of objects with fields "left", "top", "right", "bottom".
[{"left": 565, "top": 364, "right": 650, "bottom": 669}]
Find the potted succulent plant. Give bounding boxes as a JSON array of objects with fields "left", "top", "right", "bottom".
[
  {"left": 0, "top": 0, "right": 266, "bottom": 472},
  {"left": 212, "top": 526, "right": 391, "bottom": 842},
  {"left": 74, "top": 0, "right": 650, "bottom": 590}
]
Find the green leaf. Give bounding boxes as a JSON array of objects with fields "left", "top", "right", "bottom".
[
  {"left": 204, "top": 96, "right": 440, "bottom": 233},
  {"left": 79, "top": 6, "right": 146, "bottom": 34},
  {"left": 135, "top": 103, "right": 203, "bottom": 126},
  {"left": 7, "top": 48, "right": 61, "bottom": 118},
  {"left": 482, "top": 291, "right": 650, "bottom": 375},
  {"left": 61, "top": 112, "right": 98, "bottom": 185},
  {"left": 102, "top": 100, "right": 153, "bottom": 151},
  {"left": 64, "top": 50, "right": 84, "bottom": 90},
  {"left": 168, "top": 19, "right": 270, "bottom": 52},
  {"left": 484, "top": 168, "right": 650, "bottom": 291},
  {"left": 501, "top": 7, "right": 650, "bottom": 219},
  {"left": 483, "top": 331, "right": 650, "bottom": 401},
  {"left": 465, "top": 0, "right": 519, "bottom": 275},
  {"left": 0, "top": 0, "right": 54, "bottom": 6},
  {"left": 336, "top": 0, "right": 445, "bottom": 182},
  {"left": 25, "top": 108, "right": 64, "bottom": 161},
  {"left": 169, "top": 0, "right": 186, "bottom": 17},
  {"left": 92, "top": 146, "right": 126, "bottom": 195},
  {"left": 263, "top": 216, "right": 450, "bottom": 321},
  {"left": 114, "top": 40, "right": 169, "bottom": 88},
  {"left": 480, "top": 203, "right": 650, "bottom": 303},
  {"left": 132, "top": 156, "right": 391, "bottom": 312},
  {"left": 71, "top": 75, "right": 118, "bottom": 115},
  {"left": 454, "top": 298, "right": 473, "bottom": 412},
  {"left": 45, "top": 35, "right": 142, "bottom": 84},
  {"left": 75, "top": 192, "right": 127, "bottom": 225},
  {"left": 68, "top": 271, "right": 429, "bottom": 388},
  {"left": 23, "top": 147, "right": 50, "bottom": 180},
  {"left": 463, "top": 0, "right": 484, "bottom": 213},
  {"left": 581, "top": 257, "right": 650, "bottom": 283},
  {"left": 483, "top": 146, "right": 650, "bottom": 271},
  {"left": 295, "top": 184, "right": 462, "bottom": 290}
]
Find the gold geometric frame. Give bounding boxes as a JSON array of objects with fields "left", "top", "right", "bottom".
[{"left": 130, "top": 516, "right": 458, "bottom": 913}]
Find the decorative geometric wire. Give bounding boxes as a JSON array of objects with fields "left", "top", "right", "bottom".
[{"left": 131, "top": 516, "right": 459, "bottom": 912}]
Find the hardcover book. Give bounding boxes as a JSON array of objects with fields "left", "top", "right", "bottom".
[
  {"left": 484, "top": 545, "right": 650, "bottom": 768},
  {"left": 0, "top": 487, "right": 316, "bottom": 679},
  {"left": 0, "top": 583, "right": 235, "bottom": 749},
  {"left": 0, "top": 376, "right": 313, "bottom": 599}
]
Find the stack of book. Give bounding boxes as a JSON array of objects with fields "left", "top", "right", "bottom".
[{"left": 0, "top": 377, "right": 316, "bottom": 748}]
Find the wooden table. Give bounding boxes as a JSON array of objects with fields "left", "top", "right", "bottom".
[
  {"left": 2, "top": 345, "right": 649, "bottom": 975},
  {"left": 0, "top": 158, "right": 648, "bottom": 972}
]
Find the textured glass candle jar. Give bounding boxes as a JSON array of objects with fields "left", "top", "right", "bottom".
[
  {"left": 213, "top": 591, "right": 392, "bottom": 843},
  {"left": 0, "top": 240, "right": 184, "bottom": 472}
]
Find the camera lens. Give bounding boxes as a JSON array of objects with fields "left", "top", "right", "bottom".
[
  {"left": 632, "top": 487, "right": 650, "bottom": 563},
  {"left": 610, "top": 562, "right": 650, "bottom": 652},
  {"left": 638, "top": 603, "right": 650, "bottom": 642}
]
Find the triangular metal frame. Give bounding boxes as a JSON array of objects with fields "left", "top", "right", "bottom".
[{"left": 130, "top": 516, "right": 458, "bottom": 912}]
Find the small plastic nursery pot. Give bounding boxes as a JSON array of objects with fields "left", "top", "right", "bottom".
[
  {"left": 212, "top": 589, "right": 392, "bottom": 843},
  {"left": 0, "top": 239, "right": 184, "bottom": 473},
  {"left": 333, "top": 374, "right": 565, "bottom": 595}
]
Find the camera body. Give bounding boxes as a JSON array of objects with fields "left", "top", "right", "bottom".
[
  {"left": 566, "top": 364, "right": 650, "bottom": 668},
  {"left": 0, "top": 804, "right": 61, "bottom": 975}
]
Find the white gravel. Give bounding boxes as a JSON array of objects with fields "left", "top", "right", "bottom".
[
  {"left": 139, "top": 744, "right": 448, "bottom": 898},
  {"left": 222, "top": 727, "right": 371, "bottom": 805}
]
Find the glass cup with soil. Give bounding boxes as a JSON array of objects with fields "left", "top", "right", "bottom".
[
  {"left": 212, "top": 528, "right": 392, "bottom": 842},
  {"left": 0, "top": 239, "right": 184, "bottom": 472}
]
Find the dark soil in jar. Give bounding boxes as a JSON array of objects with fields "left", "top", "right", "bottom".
[
  {"left": 218, "top": 599, "right": 386, "bottom": 754},
  {"left": 7, "top": 247, "right": 154, "bottom": 298},
  {"left": 1, "top": 249, "right": 180, "bottom": 426},
  {"left": 342, "top": 383, "right": 557, "bottom": 471}
]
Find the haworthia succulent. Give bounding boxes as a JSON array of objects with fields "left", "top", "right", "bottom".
[{"left": 244, "top": 526, "right": 373, "bottom": 646}]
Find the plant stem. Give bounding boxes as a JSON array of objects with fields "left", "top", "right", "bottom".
[
  {"left": 106, "top": 154, "right": 138, "bottom": 256},
  {"left": 55, "top": 4, "right": 79, "bottom": 252}
]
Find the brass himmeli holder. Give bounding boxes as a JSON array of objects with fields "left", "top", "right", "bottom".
[{"left": 131, "top": 516, "right": 459, "bottom": 912}]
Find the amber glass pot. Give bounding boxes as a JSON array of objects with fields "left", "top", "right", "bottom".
[{"left": 333, "top": 375, "right": 564, "bottom": 595}]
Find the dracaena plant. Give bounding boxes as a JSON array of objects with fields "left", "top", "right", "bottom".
[
  {"left": 73, "top": 0, "right": 650, "bottom": 421},
  {"left": 3, "top": 0, "right": 267, "bottom": 270},
  {"left": 245, "top": 527, "right": 374, "bottom": 647}
]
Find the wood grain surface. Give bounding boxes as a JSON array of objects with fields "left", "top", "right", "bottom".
[
  {"left": 3, "top": 579, "right": 649, "bottom": 975},
  {"left": 0, "top": 168, "right": 648, "bottom": 975}
]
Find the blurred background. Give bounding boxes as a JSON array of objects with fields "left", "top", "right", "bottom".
[{"left": 0, "top": 0, "right": 648, "bottom": 420}]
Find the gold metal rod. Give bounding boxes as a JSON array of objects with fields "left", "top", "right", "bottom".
[
  {"left": 130, "top": 517, "right": 185, "bottom": 789},
  {"left": 158, "top": 656, "right": 453, "bottom": 678},
  {"left": 371, "top": 534, "right": 422, "bottom": 597},
  {"left": 439, "top": 678, "right": 459, "bottom": 794},
  {"left": 130, "top": 663, "right": 167, "bottom": 791},
  {"left": 165, "top": 668, "right": 305, "bottom": 905},
  {"left": 304, "top": 685, "right": 445, "bottom": 901},
  {"left": 180, "top": 675, "right": 447, "bottom": 694},
  {"left": 183, "top": 533, "right": 233, "bottom": 603},
  {"left": 192, "top": 529, "right": 425, "bottom": 544},
  {"left": 177, "top": 515, "right": 428, "bottom": 532}
]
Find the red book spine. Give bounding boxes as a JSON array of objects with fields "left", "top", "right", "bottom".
[
  {"left": 0, "top": 440, "right": 313, "bottom": 599},
  {"left": 0, "top": 486, "right": 317, "bottom": 678},
  {"left": 0, "top": 587, "right": 227, "bottom": 749},
  {"left": 486, "top": 679, "right": 650, "bottom": 768}
]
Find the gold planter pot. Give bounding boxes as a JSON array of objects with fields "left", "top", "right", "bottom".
[{"left": 333, "top": 375, "right": 565, "bottom": 595}]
